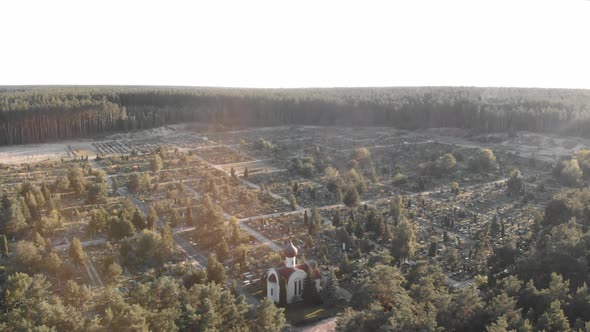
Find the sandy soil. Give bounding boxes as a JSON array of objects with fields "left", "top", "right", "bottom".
[{"left": 0, "top": 140, "right": 95, "bottom": 164}]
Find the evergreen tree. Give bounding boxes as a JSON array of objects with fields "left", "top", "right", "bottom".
[
  {"left": 160, "top": 221, "right": 174, "bottom": 253},
  {"left": 69, "top": 237, "right": 86, "bottom": 266},
  {"left": 151, "top": 154, "right": 163, "bottom": 173},
  {"left": 390, "top": 217, "right": 416, "bottom": 266},
  {"left": 289, "top": 194, "right": 297, "bottom": 211},
  {"left": 147, "top": 205, "right": 158, "bottom": 230},
  {"left": 343, "top": 186, "right": 360, "bottom": 207},
  {"left": 321, "top": 270, "right": 340, "bottom": 307},
  {"left": 340, "top": 253, "right": 352, "bottom": 274},
  {"left": 537, "top": 300, "right": 570, "bottom": 332},
  {"left": 391, "top": 195, "right": 404, "bottom": 225},
  {"left": 216, "top": 237, "right": 230, "bottom": 261},
  {"left": 302, "top": 274, "right": 320, "bottom": 305},
  {"left": 333, "top": 210, "right": 342, "bottom": 227},
  {"left": 132, "top": 208, "right": 146, "bottom": 230},
  {"left": 255, "top": 297, "right": 287, "bottom": 332},
  {"left": 186, "top": 205, "right": 193, "bottom": 225},
  {"left": 206, "top": 254, "right": 227, "bottom": 285},
  {"left": 1, "top": 234, "right": 8, "bottom": 257},
  {"left": 354, "top": 221, "right": 364, "bottom": 239}
]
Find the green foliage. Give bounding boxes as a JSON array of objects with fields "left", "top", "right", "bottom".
[
  {"left": 302, "top": 274, "right": 321, "bottom": 305},
  {"left": 392, "top": 172, "right": 408, "bottom": 185},
  {"left": 289, "top": 193, "right": 297, "bottom": 211},
  {"left": 68, "top": 167, "right": 86, "bottom": 198},
  {"left": 255, "top": 137, "right": 275, "bottom": 150},
  {"left": 206, "top": 253, "right": 227, "bottom": 285},
  {"left": 343, "top": 186, "right": 360, "bottom": 207},
  {"left": 127, "top": 172, "right": 152, "bottom": 194},
  {"left": 69, "top": 237, "right": 86, "bottom": 265},
  {"left": 108, "top": 215, "right": 136, "bottom": 241},
  {"left": 469, "top": 148, "right": 499, "bottom": 172},
  {"left": 390, "top": 217, "right": 416, "bottom": 265},
  {"left": 557, "top": 158, "right": 583, "bottom": 186},
  {"left": 256, "top": 297, "right": 286, "bottom": 332},
  {"left": 150, "top": 154, "right": 163, "bottom": 173},
  {"left": 321, "top": 270, "right": 340, "bottom": 307},
  {"left": 1, "top": 234, "right": 8, "bottom": 257}
]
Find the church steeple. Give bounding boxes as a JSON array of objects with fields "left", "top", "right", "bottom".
[{"left": 284, "top": 240, "right": 298, "bottom": 267}]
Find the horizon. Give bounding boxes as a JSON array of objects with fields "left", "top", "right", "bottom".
[{"left": 1, "top": 85, "right": 590, "bottom": 91}]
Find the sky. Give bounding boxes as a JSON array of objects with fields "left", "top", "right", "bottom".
[{"left": 0, "top": 0, "right": 588, "bottom": 89}]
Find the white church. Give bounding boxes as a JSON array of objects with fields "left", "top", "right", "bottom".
[{"left": 266, "top": 241, "right": 321, "bottom": 304}]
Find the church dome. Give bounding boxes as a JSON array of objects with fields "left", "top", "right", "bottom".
[{"left": 284, "top": 241, "right": 298, "bottom": 258}]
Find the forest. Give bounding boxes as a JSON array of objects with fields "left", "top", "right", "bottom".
[{"left": 1, "top": 86, "right": 590, "bottom": 145}]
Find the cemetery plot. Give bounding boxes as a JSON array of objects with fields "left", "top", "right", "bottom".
[{"left": 196, "top": 146, "right": 254, "bottom": 165}]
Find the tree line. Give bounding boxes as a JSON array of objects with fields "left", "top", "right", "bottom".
[{"left": 2, "top": 86, "right": 590, "bottom": 145}]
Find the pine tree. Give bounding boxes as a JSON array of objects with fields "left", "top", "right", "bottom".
[
  {"left": 354, "top": 221, "right": 364, "bottom": 239},
  {"left": 160, "top": 221, "right": 174, "bottom": 253},
  {"left": 391, "top": 195, "right": 404, "bottom": 225},
  {"left": 186, "top": 205, "right": 193, "bottom": 226},
  {"left": 1, "top": 234, "right": 9, "bottom": 257},
  {"left": 390, "top": 217, "right": 416, "bottom": 266},
  {"left": 69, "top": 237, "right": 86, "bottom": 265},
  {"left": 132, "top": 208, "right": 146, "bottom": 230},
  {"left": 343, "top": 186, "right": 360, "bottom": 207},
  {"left": 332, "top": 210, "right": 342, "bottom": 227},
  {"left": 302, "top": 274, "right": 320, "bottom": 305},
  {"left": 255, "top": 297, "right": 286, "bottom": 332},
  {"left": 340, "top": 253, "right": 352, "bottom": 274},
  {"left": 206, "top": 254, "right": 227, "bottom": 285},
  {"left": 289, "top": 194, "right": 297, "bottom": 211},
  {"left": 537, "top": 300, "right": 570, "bottom": 332},
  {"left": 320, "top": 270, "right": 339, "bottom": 307},
  {"left": 151, "top": 154, "right": 163, "bottom": 173},
  {"left": 147, "top": 205, "right": 158, "bottom": 230},
  {"left": 428, "top": 240, "right": 437, "bottom": 257},
  {"left": 216, "top": 237, "right": 230, "bottom": 262}
]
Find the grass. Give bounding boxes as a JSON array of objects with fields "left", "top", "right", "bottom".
[
  {"left": 250, "top": 284, "right": 266, "bottom": 300},
  {"left": 284, "top": 302, "right": 343, "bottom": 326}
]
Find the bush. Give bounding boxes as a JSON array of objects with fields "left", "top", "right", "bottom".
[{"left": 392, "top": 172, "right": 408, "bottom": 185}]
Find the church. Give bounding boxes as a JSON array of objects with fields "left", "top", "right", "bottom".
[{"left": 266, "top": 241, "right": 321, "bottom": 304}]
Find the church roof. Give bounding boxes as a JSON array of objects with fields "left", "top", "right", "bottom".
[
  {"left": 284, "top": 241, "right": 298, "bottom": 258},
  {"left": 310, "top": 268, "right": 321, "bottom": 279},
  {"left": 273, "top": 263, "right": 320, "bottom": 281},
  {"left": 276, "top": 266, "right": 298, "bottom": 280}
]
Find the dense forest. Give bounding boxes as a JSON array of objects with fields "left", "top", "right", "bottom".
[{"left": 1, "top": 86, "right": 590, "bottom": 145}]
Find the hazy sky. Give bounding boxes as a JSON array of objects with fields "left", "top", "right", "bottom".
[{"left": 1, "top": 0, "right": 588, "bottom": 88}]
